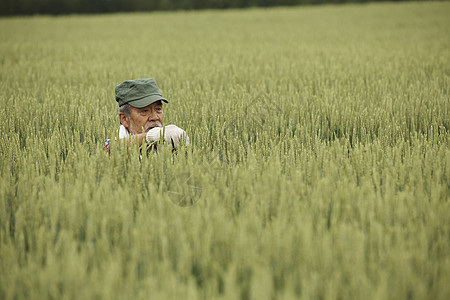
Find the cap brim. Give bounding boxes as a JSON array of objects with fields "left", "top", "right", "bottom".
[{"left": 128, "top": 95, "right": 168, "bottom": 108}]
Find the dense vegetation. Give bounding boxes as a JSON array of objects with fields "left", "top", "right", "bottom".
[
  {"left": 1, "top": 0, "right": 419, "bottom": 16},
  {"left": 0, "top": 2, "right": 449, "bottom": 299}
]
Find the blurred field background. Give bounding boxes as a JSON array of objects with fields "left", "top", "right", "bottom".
[{"left": 0, "top": 1, "right": 449, "bottom": 299}]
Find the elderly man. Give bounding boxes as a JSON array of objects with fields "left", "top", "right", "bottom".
[{"left": 116, "top": 78, "right": 188, "bottom": 148}]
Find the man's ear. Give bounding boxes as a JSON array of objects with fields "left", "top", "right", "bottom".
[{"left": 119, "top": 112, "right": 130, "bottom": 129}]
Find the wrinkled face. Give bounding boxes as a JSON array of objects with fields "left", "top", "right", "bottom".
[{"left": 120, "top": 101, "right": 164, "bottom": 135}]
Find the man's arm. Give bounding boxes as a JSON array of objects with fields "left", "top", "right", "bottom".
[
  {"left": 118, "top": 126, "right": 189, "bottom": 152},
  {"left": 120, "top": 132, "right": 147, "bottom": 148}
]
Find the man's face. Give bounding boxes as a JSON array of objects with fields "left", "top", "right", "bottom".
[{"left": 121, "top": 101, "right": 164, "bottom": 134}]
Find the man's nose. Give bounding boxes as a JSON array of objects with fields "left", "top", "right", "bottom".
[{"left": 148, "top": 110, "right": 158, "bottom": 121}]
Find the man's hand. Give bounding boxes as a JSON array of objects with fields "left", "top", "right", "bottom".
[{"left": 146, "top": 125, "right": 189, "bottom": 149}]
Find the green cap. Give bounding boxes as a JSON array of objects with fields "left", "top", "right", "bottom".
[{"left": 115, "top": 78, "right": 168, "bottom": 108}]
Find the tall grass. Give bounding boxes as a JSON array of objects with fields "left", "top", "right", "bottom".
[{"left": 0, "top": 2, "right": 449, "bottom": 299}]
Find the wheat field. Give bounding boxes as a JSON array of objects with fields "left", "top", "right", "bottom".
[{"left": 0, "top": 2, "right": 449, "bottom": 299}]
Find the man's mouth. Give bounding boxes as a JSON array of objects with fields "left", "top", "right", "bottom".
[{"left": 145, "top": 122, "right": 162, "bottom": 132}]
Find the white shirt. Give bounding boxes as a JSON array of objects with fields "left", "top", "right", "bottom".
[{"left": 119, "top": 125, "right": 129, "bottom": 139}]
